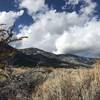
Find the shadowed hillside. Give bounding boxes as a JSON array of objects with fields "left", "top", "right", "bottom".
[{"left": 0, "top": 44, "right": 96, "bottom": 68}]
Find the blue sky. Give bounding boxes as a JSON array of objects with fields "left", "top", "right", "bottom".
[
  {"left": 0, "top": 0, "right": 33, "bottom": 31},
  {"left": 0, "top": 0, "right": 100, "bottom": 57},
  {"left": 0, "top": 0, "right": 100, "bottom": 28}
]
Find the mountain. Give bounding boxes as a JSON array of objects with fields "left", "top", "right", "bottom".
[
  {"left": 57, "top": 54, "right": 95, "bottom": 66},
  {"left": 0, "top": 43, "right": 95, "bottom": 68},
  {"left": 8, "top": 47, "right": 95, "bottom": 68}
]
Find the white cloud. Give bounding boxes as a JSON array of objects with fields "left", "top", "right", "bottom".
[
  {"left": 65, "top": 0, "right": 80, "bottom": 5},
  {"left": 55, "top": 20, "right": 100, "bottom": 57},
  {"left": 18, "top": 0, "right": 46, "bottom": 15},
  {"left": 0, "top": 10, "right": 24, "bottom": 27},
  {"left": 80, "top": 0, "right": 97, "bottom": 15},
  {"left": 17, "top": 0, "right": 100, "bottom": 57},
  {"left": 18, "top": 10, "right": 81, "bottom": 50}
]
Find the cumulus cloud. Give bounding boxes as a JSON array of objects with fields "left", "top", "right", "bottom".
[
  {"left": 80, "top": 0, "right": 97, "bottom": 15},
  {"left": 18, "top": 0, "right": 46, "bottom": 15},
  {"left": 55, "top": 20, "right": 100, "bottom": 57},
  {"left": 17, "top": 0, "right": 100, "bottom": 57},
  {"left": 18, "top": 10, "right": 82, "bottom": 50},
  {"left": 0, "top": 10, "right": 24, "bottom": 27},
  {"left": 65, "top": 0, "right": 80, "bottom": 5}
]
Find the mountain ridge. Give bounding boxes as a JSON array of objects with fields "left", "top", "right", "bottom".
[
  {"left": 0, "top": 44, "right": 96, "bottom": 68},
  {"left": 16, "top": 47, "right": 95, "bottom": 68}
]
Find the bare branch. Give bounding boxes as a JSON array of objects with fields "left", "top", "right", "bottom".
[
  {"left": 8, "top": 36, "right": 28, "bottom": 43},
  {"left": 0, "top": 24, "right": 28, "bottom": 70}
]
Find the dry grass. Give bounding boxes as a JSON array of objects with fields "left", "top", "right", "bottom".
[
  {"left": 32, "top": 60, "right": 100, "bottom": 100},
  {"left": 12, "top": 67, "right": 32, "bottom": 74},
  {"left": 0, "top": 60, "right": 100, "bottom": 100}
]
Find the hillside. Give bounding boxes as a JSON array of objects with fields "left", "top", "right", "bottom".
[
  {"left": 2, "top": 44, "right": 95, "bottom": 68},
  {"left": 0, "top": 44, "right": 100, "bottom": 100}
]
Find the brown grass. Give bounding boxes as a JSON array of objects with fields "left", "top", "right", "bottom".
[
  {"left": 32, "top": 60, "right": 100, "bottom": 100},
  {"left": 0, "top": 60, "right": 100, "bottom": 100},
  {"left": 12, "top": 67, "right": 32, "bottom": 74}
]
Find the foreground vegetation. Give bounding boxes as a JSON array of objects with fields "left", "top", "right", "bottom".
[
  {"left": 0, "top": 60, "right": 100, "bottom": 100},
  {"left": 31, "top": 60, "right": 100, "bottom": 100}
]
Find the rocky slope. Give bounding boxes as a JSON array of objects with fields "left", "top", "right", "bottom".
[
  {"left": 0, "top": 43, "right": 96, "bottom": 68},
  {"left": 8, "top": 47, "right": 95, "bottom": 68}
]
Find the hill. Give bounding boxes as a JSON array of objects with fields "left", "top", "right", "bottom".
[{"left": 6, "top": 46, "right": 95, "bottom": 68}]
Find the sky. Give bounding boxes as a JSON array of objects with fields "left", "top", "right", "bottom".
[{"left": 0, "top": 0, "right": 100, "bottom": 57}]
